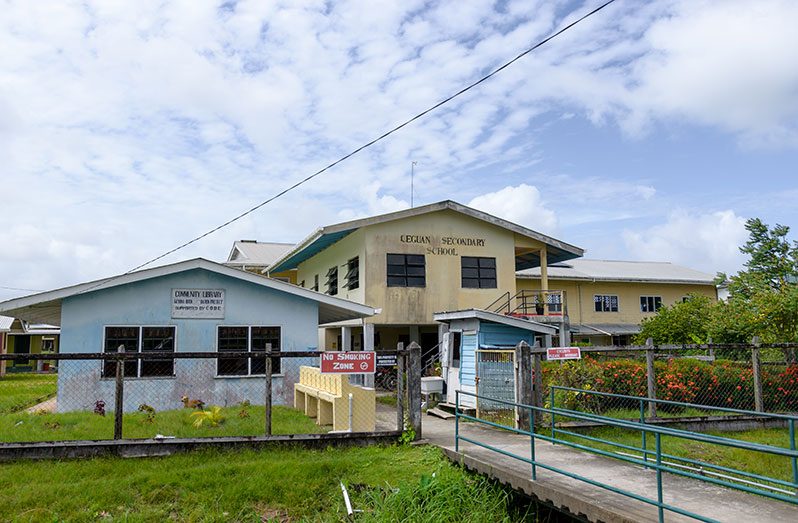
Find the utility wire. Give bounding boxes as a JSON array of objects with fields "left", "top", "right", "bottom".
[
  {"left": 127, "top": 0, "right": 616, "bottom": 274},
  {"left": 5, "top": 0, "right": 617, "bottom": 298}
]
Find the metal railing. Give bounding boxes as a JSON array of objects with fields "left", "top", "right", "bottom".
[
  {"left": 455, "top": 388, "right": 798, "bottom": 523},
  {"left": 486, "top": 289, "right": 567, "bottom": 317}
]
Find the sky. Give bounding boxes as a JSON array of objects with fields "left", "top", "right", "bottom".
[{"left": 2, "top": 0, "right": 798, "bottom": 301}]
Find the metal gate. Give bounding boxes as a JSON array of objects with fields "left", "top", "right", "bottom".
[{"left": 475, "top": 349, "right": 516, "bottom": 425}]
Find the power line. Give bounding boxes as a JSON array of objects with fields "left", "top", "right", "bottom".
[
  {"left": 5, "top": 0, "right": 617, "bottom": 298},
  {"left": 126, "top": 0, "right": 616, "bottom": 274},
  {"left": 0, "top": 286, "right": 43, "bottom": 293}
]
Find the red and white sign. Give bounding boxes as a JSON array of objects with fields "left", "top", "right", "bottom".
[
  {"left": 320, "top": 351, "right": 376, "bottom": 374},
  {"left": 546, "top": 347, "right": 582, "bottom": 360}
]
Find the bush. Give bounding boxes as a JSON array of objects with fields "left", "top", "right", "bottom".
[{"left": 546, "top": 356, "right": 798, "bottom": 414}]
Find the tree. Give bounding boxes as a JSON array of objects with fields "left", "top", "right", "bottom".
[
  {"left": 635, "top": 294, "right": 713, "bottom": 344},
  {"left": 729, "top": 218, "right": 798, "bottom": 297}
]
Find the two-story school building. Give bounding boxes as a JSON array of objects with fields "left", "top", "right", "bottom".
[
  {"left": 517, "top": 259, "right": 717, "bottom": 345},
  {"left": 260, "top": 201, "right": 584, "bottom": 359},
  {"left": 227, "top": 200, "right": 717, "bottom": 358},
  {"left": 0, "top": 258, "right": 374, "bottom": 412}
]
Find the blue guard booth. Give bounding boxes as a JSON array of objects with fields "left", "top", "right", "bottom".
[
  {"left": 0, "top": 259, "right": 374, "bottom": 412},
  {"left": 433, "top": 309, "right": 556, "bottom": 409}
]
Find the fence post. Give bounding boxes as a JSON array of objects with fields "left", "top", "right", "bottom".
[
  {"left": 532, "top": 344, "right": 544, "bottom": 426},
  {"left": 396, "top": 342, "right": 405, "bottom": 432},
  {"left": 264, "top": 343, "right": 272, "bottom": 436},
  {"left": 407, "top": 341, "right": 422, "bottom": 440},
  {"left": 114, "top": 345, "right": 125, "bottom": 440},
  {"left": 515, "top": 341, "right": 532, "bottom": 431},
  {"left": 752, "top": 336, "right": 763, "bottom": 412},
  {"left": 646, "top": 338, "right": 657, "bottom": 418}
]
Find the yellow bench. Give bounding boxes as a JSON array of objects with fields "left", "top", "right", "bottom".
[{"left": 294, "top": 366, "right": 376, "bottom": 432}]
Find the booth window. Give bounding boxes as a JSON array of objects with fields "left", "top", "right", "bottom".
[
  {"left": 461, "top": 256, "right": 497, "bottom": 288},
  {"left": 640, "top": 296, "right": 663, "bottom": 313},
  {"left": 387, "top": 254, "right": 426, "bottom": 287},
  {"left": 594, "top": 295, "right": 619, "bottom": 312},
  {"left": 326, "top": 266, "right": 338, "bottom": 295},
  {"left": 345, "top": 257, "right": 359, "bottom": 290},
  {"left": 103, "top": 326, "right": 175, "bottom": 378}
]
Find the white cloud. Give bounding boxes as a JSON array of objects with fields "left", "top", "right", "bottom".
[
  {"left": 622, "top": 210, "right": 748, "bottom": 274},
  {"left": 468, "top": 184, "right": 558, "bottom": 235},
  {"left": 0, "top": 0, "right": 795, "bottom": 299}
]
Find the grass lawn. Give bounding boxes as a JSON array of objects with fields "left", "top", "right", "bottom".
[
  {"left": 0, "top": 373, "right": 57, "bottom": 413},
  {"left": 0, "top": 445, "right": 534, "bottom": 522},
  {"left": 0, "top": 405, "right": 326, "bottom": 443},
  {"left": 549, "top": 425, "right": 795, "bottom": 485}
]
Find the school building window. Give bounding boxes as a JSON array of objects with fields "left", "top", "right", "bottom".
[
  {"left": 217, "top": 326, "right": 281, "bottom": 376},
  {"left": 326, "top": 266, "right": 338, "bottom": 295},
  {"left": 594, "top": 295, "right": 619, "bottom": 312},
  {"left": 311, "top": 275, "right": 319, "bottom": 292},
  {"left": 345, "top": 257, "right": 359, "bottom": 290},
  {"left": 640, "top": 296, "right": 663, "bottom": 313},
  {"left": 461, "top": 256, "right": 497, "bottom": 288},
  {"left": 103, "top": 326, "right": 175, "bottom": 378},
  {"left": 387, "top": 254, "right": 426, "bottom": 287}
]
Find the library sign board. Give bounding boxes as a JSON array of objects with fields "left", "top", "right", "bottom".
[{"left": 320, "top": 351, "right": 376, "bottom": 374}]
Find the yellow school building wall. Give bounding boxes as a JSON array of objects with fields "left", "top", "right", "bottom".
[
  {"left": 516, "top": 278, "right": 717, "bottom": 325},
  {"left": 296, "top": 229, "right": 367, "bottom": 305},
  {"left": 362, "top": 209, "right": 542, "bottom": 325}
]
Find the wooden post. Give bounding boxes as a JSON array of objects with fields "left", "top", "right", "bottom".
[
  {"left": 113, "top": 345, "right": 125, "bottom": 440},
  {"left": 0, "top": 333, "right": 6, "bottom": 378},
  {"left": 752, "top": 337, "right": 763, "bottom": 412},
  {"left": 515, "top": 341, "right": 533, "bottom": 431},
  {"left": 532, "top": 343, "right": 544, "bottom": 424},
  {"left": 396, "top": 342, "right": 405, "bottom": 432},
  {"left": 407, "top": 341, "right": 422, "bottom": 440},
  {"left": 645, "top": 338, "right": 657, "bottom": 418},
  {"left": 264, "top": 344, "right": 272, "bottom": 436}
]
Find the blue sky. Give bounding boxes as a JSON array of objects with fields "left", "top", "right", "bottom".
[{"left": 1, "top": 0, "right": 797, "bottom": 301}]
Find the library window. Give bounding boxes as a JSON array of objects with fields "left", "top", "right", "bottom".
[
  {"left": 217, "top": 326, "right": 281, "bottom": 376},
  {"left": 103, "top": 326, "right": 175, "bottom": 378}
]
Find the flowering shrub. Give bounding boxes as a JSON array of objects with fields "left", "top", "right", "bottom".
[{"left": 546, "top": 356, "right": 798, "bottom": 414}]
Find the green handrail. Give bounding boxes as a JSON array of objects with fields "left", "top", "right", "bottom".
[{"left": 454, "top": 389, "right": 798, "bottom": 523}]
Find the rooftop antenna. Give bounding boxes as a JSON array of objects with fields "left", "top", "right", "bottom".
[{"left": 410, "top": 161, "right": 418, "bottom": 208}]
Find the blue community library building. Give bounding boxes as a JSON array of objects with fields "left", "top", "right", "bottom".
[{"left": 0, "top": 259, "right": 374, "bottom": 412}]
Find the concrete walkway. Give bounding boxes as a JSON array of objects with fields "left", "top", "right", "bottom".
[{"left": 422, "top": 414, "right": 798, "bottom": 523}]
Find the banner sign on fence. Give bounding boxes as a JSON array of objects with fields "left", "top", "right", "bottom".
[
  {"left": 171, "top": 288, "right": 225, "bottom": 319},
  {"left": 320, "top": 351, "right": 376, "bottom": 374},
  {"left": 546, "top": 347, "right": 582, "bottom": 360},
  {"left": 377, "top": 354, "right": 397, "bottom": 367}
]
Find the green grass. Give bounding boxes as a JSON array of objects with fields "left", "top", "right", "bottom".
[
  {"left": 549, "top": 425, "right": 795, "bottom": 485},
  {"left": 375, "top": 393, "right": 397, "bottom": 407},
  {"left": 0, "top": 373, "right": 57, "bottom": 413},
  {"left": 0, "top": 445, "right": 536, "bottom": 522},
  {"left": 0, "top": 405, "right": 326, "bottom": 443}
]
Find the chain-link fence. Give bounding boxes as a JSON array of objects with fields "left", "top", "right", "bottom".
[
  {"left": 541, "top": 342, "right": 798, "bottom": 420},
  {"left": 0, "top": 348, "right": 414, "bottom": 445}
]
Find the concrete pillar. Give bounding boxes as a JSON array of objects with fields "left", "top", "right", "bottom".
[
  {"left": 409, "top": 325, "right": 420, "bottom": 344},
  {"left": 363, "top": 323, "right": 375, "bottom": 388},
  {"left": 341, "top": 326, "right": 352, "bottom": 351}
]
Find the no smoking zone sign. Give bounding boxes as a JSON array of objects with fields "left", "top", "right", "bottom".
[{"left": 320, "top": 351, "right": 376, "bottom": 374}]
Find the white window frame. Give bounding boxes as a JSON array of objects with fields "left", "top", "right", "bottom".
[
  {"left": 215, "top": 325, "right": 283, "bottom": 377},
  {"left": 593, "top": 295, "right": 619, "bottom": 313},
  {"left": 102, "top": 325, "right": 176, "bottom": 378},
  {"left": 640, "top": 295, "right": 663, "bottom": 313}
]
